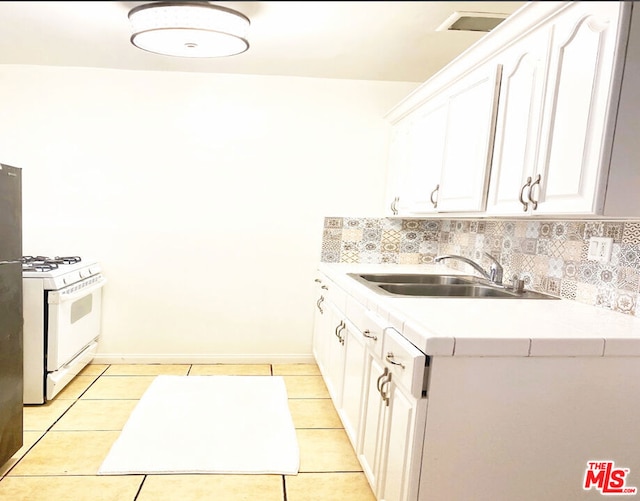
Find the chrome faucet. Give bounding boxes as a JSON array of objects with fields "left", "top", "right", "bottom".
[{"left": 434, "top": 252, "right": 504, "bottom": 286}]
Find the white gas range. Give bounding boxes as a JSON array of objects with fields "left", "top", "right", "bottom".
[{"left": 22, "top": 256, "right": 106, "bottom": 404}]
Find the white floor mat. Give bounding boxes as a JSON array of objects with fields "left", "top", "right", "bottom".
[{"left": 98, "top": 375, "right": 300, "bottom": 475}]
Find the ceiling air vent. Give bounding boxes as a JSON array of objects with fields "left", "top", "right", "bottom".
[{"left": 436, "top": 11, "right": 509, "bottom": 33}]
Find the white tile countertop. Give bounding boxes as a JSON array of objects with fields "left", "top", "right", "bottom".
[{"left": 318, "top": 262, "right": 640, "bottom": 357}]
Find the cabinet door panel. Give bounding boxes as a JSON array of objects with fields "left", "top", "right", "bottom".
[
  {"left": 402, "top": 101, "right": 447, "bottom": 214},
  {"left": 341, "top": 322, "right": 367, "bottom": 449},
  {"left": 379, "top": 386, "right": 415, "bottom": 501},
  {"left": 324, "top": 302, "right": 346, "bottom": 406},
  {"left": 487, "top": 28, "right": 551, "bottom": 214},
  {"left": 437, "top": 65, "right": 501, "bottom": 212},
  {"left": 385, "top": 119, "right": 411, "bottom": 215},
  {"left": 312, "top": 287, "right": 331, "bottom": 375},
  {"left": 359, "top": 356, "right": 386, "bottom": 495},
  {"left": 537, "top": 3, "right": 621, "bottom": 214}
]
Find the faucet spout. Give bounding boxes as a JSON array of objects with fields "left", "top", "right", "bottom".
[{"left": 434, "top": 253, "right": 504, "bottom": 286}]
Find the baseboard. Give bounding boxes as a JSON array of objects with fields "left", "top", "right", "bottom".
[{"left": 92, "top": 353, "right": 316, "bottom": 365}]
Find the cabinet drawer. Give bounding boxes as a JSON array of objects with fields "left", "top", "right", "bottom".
[
  {"left": 316, "top": 274, "right": 347, "bottom": 312},
  {"left": 346, "top": 296, "right": 384, "bottom": 356},
  {"left": 346, "top": 296, "right": 387, "bottom": 358},
  {"left": 383, "top": 327, "right": 426, "bottom": 398},
  {"left": 358, "top": 309, "right": 387, "bottom": 360}
]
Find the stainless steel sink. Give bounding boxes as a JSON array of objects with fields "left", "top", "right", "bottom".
[
  {"left": 354, "top": 273, "right": 476, "bottom": 285},
  {"left": 347, "top": 273, "right": 559, "bottom": 299}
]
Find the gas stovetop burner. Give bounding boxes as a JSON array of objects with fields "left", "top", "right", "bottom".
[
  {"left": 22, "top": 255, "right": 81, "bottom": 264},
  {"left": 21, "top": 256, "right": 82, "bottom": 272},
  {"left": 22, "top": 262, "right": 59, "bottom": 272}
]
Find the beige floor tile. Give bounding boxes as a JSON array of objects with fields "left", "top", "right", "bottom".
[
  {"left": 296, "top": 429, "right": 362, "bottom": 472},
  {"left": 23, "top": 400, "right": 75, "bottom": 431},
  {"left": 0, "top": 432, "right": 44, "bottom": 478},
  {"left": 189, "top": 364, "right": 272, "bottom": 376},
  {"left": 53, "top": 375, "right": 100, "bottom": 400},
  {"left": 8, "top": 431, "right": 120, "bottom": 476},
  {"left": 103, "top": 364, "right": 190, "bottom": 376},
  {"left": 79, "top": 364, "right": 109, "bottom": 376},
  {"left": 138, "top": 474, "right": 284, "bottom": 501},
  {"left": 80, "top": 376, "right": 156, "bottom": 399},
  {"left": 52, "top": 400, "right": 138, "bottom": 431},
  {"left": 0, "top": 475, "right": 143, "bottom": 501},
  {"left": 273, "top": 364, "right": 321, "bottom": 376},
  {"left": 288, "top": 399, "right": 342, "bottom": 429},
  {"left": 285, "top": 472, "right": 376, "bottom": 501},
  {"left": 282, "top": 375, "right": 330, "bottom": 398}
]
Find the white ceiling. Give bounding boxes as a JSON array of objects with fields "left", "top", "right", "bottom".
[{"left": 0, "top": 1, "right": 525, "bottom": 83}]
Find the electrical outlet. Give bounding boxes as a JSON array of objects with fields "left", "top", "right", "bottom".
[{"left": 587, "top": 237, "right": 613, "bottom": 263}]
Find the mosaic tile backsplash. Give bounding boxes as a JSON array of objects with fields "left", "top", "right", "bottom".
[{"left": 321, "top": 217, "right": 640, "bottom": 317}]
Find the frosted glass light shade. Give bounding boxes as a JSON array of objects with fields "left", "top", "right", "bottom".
[{"left": 128, "top": 2, "right": 250, "bottom": 58}]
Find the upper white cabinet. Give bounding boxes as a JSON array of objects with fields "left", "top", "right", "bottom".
[
  {"left": 385, "top": 64, "right": 501, "bottom": 216},
  {"left": 386, "top": 1, "right": 640, "bottom": 218},
  {"left": 485, "top": 26, "right": 552, "bottom": 214},
  {"left": 488, "top": 1, "right": 626, "bottom": 215},
  {"left": 385, "top": 95, "right": 447, "bottom": 216},
  {"left": 385, "top": 106, "right": 444, "bottom": 216}
]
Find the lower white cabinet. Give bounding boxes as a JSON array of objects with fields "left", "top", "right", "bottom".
[
  {"left": 315, "top": 267, "right": 640, "bottom": 500},
  {"left": 312, "top": 274, "right": 347, "bottom": 405},
  {"left": 313, "top": 279, "right": 429, "bottom": 501},
  {"left": 359, "top": 326, "right": 428, "bottom": 501}
]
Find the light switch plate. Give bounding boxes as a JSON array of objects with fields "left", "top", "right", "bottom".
[{"left": 587, "top": 237, "right": 613, "bottom": 263}]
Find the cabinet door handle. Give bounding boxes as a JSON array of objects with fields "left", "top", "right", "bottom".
[
  {"left": 528, "top": 174, "right": 541, "bottom": 210},
  {"left": 519, "top": 177, "right": 532, "bottom": 211},
  {"left": 430, "top": 184, "right": 439, "bottom": 208},
  {"left": 386, "top": 352, "right": 406, "bottom": 370},
  {"left": 316, "top": 296, "right": 324, "bottom": 314},
  {"left": 334, "top": 321, "right": 343, "bottom": 339},
  {"left": 390, "top": 196, "right": 399, "bottom": 215},
  {"left": 362, "top": 329, "right": 378, "bottom": 341}
]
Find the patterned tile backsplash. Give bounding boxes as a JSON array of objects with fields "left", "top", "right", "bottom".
[{"left": 321, "top": 217, "right": 640, "bottom": 317}]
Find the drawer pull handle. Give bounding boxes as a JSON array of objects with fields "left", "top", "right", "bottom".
[
  {"left": 362, "top": 329, "right": 377, "bottom": 341},
  {"left": 386, "top": 352, "right": 406, "bottom": 370},
  {"left": 321, "top": 285, "right": 328, "bottom": 290}
]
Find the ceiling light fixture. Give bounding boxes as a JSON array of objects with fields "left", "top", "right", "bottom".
[{"left": 128, "top": 1, "right": 250, "bottom": 58}]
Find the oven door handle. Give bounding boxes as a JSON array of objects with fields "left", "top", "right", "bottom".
[{"left": 48, "top": 277, "right": 107, "bottom": 305}]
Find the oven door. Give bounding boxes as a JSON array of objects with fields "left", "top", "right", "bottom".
[{"left": 46, "top": 275, "right": 106, "bottom": 371}]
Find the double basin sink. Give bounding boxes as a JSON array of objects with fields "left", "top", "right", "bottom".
[{"left": 347, "top": 273, "right": 559, "bottom": 300}]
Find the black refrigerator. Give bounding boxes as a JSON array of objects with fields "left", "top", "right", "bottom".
[{"left": 0, "top": 163, "right": 23, "bottom": 467}]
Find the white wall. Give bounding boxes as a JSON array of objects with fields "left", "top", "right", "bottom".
[{"left": 0, "top": 65, "right": 417, "bottom": 363}]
